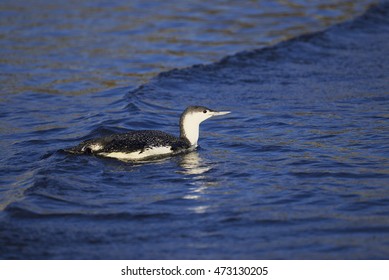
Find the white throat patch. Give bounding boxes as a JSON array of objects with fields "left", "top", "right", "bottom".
[
  {"left": 182, "top": 110, "right": 214, "bottom": 147},
  {"left": 182, "top": 115, "right": 201, "bottom": 146}
]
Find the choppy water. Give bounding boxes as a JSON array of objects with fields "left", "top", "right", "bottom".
[{"left": 1, "top": 0, "right": 389, "bottom": 259}]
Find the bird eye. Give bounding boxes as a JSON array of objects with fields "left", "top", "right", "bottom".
[{"left": 203, "top": 110, "right": 207, "bottom": 113}]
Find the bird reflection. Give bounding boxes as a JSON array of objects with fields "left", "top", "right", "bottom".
[
  {"left": 177, "top": 151, "right": 212, "bottom": 176},
  {"left": 178, "top": 151, "right": 219, "bottom": 214}
]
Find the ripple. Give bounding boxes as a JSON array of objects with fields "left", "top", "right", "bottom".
[{"left": 1, "top": 1, "right": 389, "bottom": 260}]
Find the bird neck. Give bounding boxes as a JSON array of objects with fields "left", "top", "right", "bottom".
[{"left": 180, "top": 115, "right": 200, "bottom": 147}]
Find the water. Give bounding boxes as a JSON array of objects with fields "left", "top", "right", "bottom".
[
  {"left": 0, "top": 0, "right": 376, "bottom": 94},
  {"left": 1, "top": 0, "right": 389, "bottom": 259}
]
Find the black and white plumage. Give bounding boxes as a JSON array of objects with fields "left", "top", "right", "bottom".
[{"left": 65, "top": 106, "right": 230, "bottom": 161}]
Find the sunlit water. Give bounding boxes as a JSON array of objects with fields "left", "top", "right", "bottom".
[{"left": 1, "top": 0, "right": 389, "bottom": 259}]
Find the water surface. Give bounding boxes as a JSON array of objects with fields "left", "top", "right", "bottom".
[{"left": 1, "top": 1, "right": 389, "bottom": 259}]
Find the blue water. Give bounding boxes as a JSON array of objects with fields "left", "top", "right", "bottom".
[{"left": 1, "top": 1, "right": 389, "bottom": 259}]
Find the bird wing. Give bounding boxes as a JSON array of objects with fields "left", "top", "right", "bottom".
[
  {"left": 96, "top": 130, "right": 178, "bottom": 153},
  {"left": 65, "top": 130, "right": 189, "bottom": 155}
]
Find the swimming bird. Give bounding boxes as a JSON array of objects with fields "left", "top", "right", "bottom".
[{"left": 65, "top": 106, "right": 230, "bottom": 161}]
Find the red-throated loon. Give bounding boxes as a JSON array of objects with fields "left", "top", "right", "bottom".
[{"left": 65, "top": 106, "right": 230, "bottom": 161}]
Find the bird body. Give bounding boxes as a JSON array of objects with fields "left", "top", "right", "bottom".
[{"left": 66, "top": 106, "right": 230, "bottom": 161}]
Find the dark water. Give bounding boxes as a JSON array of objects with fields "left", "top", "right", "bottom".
[{"left": 1, "top": 1, "right": 389, "bottom": 259}]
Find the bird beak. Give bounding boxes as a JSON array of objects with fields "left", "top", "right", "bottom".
[{"left": 211, "top": 110, "right": 231, "bottom": 116}]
